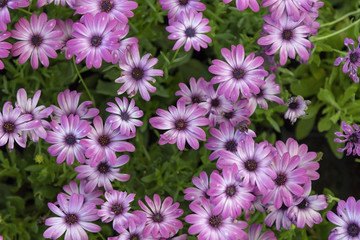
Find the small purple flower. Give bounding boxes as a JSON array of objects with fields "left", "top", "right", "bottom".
[
  {"left": 67, "top": 13, "right": 120, "bottom": 69},
  {"left": 327, "top": 196, "right": 360, "bottom": 240},
  {"left": 111, "top": 23, "right": 138, "bottom": 64},
  {"left": 44, "top": 193, "right": 101, "bottom": 239},
  {"left": 15, "top": 88, "right": 53, "bottom": 142},
  {"left": 106, "top": 97, "right": 143, "bottom": 135},
  {"left": 215, "top": 100, "right": 250, "bottom": 127},
  {"left": 46, "top": 114, "right": 91, "bottom": 165},
  {"left": 80, "top": 116, "right": 135, "bottom": 167},
  {"left": 138, "top": 194, "right": 184, "bottom": 238},
  {"left": 166, "top": 10, "right": 212, "bottom": 52},
  {"left": 149, "top": 100, "right": 209, "bottom": 150},
  {"left": 223, "top": 0, "right": 259, "bottom": 12},
  {"left": 115, "top": 44, "right": 163, "bottom": 101},
  {"left": 0, "top": 102, "right": 41, "bottom": 150},
  {"left": 184, "top": 171, "right": 210, "bottom": 203},
  {"left": 334, "top": 121, "right": 360, "bottom": 156},
  {"left": 37, "top": 0, "right": 74, "bottom": 7},
  {"left": 55, "top": 19, "right": 74, "bottom": 60},
  {"left": 111, "top": 211, "right": 147, "bottom": 239},
  {"left": 11, "top": 13, "right": 63, "bottom": 69},
  {"left": 209, "top": 44, "right": 268, "bottom": 101},
  {"left": 74, "top": 155, "right": 130, "bottom": 192},
  {"left": 0, "top": 0, "right": 29, "bottom": 31},
  {"left": 261, "top": 0, "right": 312, "bottom": 21},
  {"left": 264, "top": 203, "right": 292, "bottom": 231},
  {"left": 284, "top": 95, "right": 310, "bottom": 124},
  {"left": 257, "top": 14, "right": 312, "bottom": 66},
  {"left": 248, "top": 224, "right": 276, "bottom": 240},
  {"left": 334, "top": 37, "right": 360, "bottom": 83},
  {"left": 175, "top": 77, "right": 208, "bottom": 105},
  {"left": 61, "top": 180, "right": 104, "bottom": 206},
  {"left": 159, "top": 0, "right": 206, "bottom": 23},
  {"left": 0, "top": 31, "right": 11, "bottom": 69}
]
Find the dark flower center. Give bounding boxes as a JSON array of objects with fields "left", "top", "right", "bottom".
[
  {"left": 209, "top": 215, "right": 222, "bottom": 228},
  {"left": 175, "top": 119, "right": 187, "bottom": 130},
  {"left": 111, "top": 203, "right": 123, "bottom": 215},
  {"left": 97, "top": 162, "right": 110, "bottom": 174},
  {"left": 65, "top": 214, "right": 78, "bottom": 225},
  {"left": 121, "top": 111, "right": 130, "bottom": 121},
  {"left": 98, "top": 135, "right": 111, "bottom": 146},
  {"left": 275, "top": 173, "right": 287, "bottom": 186},
  {"left": 288, "top": 102, "right": 298, "bottom": 110},
  {"left": 211, "top": 98, "right": 220, "bottom": 107},
  {"left": 192, "top": 95, "right": 201, "bottom": 103},
  {"left": 236, "top": 120, "right": 249, "bottom": 132},
  {"left": 225, "top": 140, "right": 237, "bottom": 152},
  {"left": 347, "top": 223, "right": 360, "bottom": 237},
  {"left": 257, "top": 89, "right": 264, "bottom": 98},
  {"left": 3, "top": 122, "right": 15, "bottom": 133},
  {"left": 91, "top": 36, "right": 102, "bottom": 47},
  {"left": 297, "top": 199, "right": 308, "bottom": 209},
  {"left": 0, "top": 0, "right": 8, "bottom": 8},
  {"left": 350, "top": 52, "right": 359, "bottom": 63},
  {"left": 224, "top": 111, "right": 233, "bottom": 119},
  {"left": 152, "top": 212, "right": 163, "bottom": 222},
  {"left": 282, "top": 29, "right": 293, "bottom": 41},
  {"left": 130, "top": 235, "right": 140, "bottom": 240},
  {"left": 65, "top": 135, "right": 76, "bottom": 145},
  {"left": 244, "top": 160, "right": 258, "bottom": 171},
  {"left": 349, "top": 133, "right": 358, "bottom": 143},
  {"left": 204, "top": 191, "right": 210, "bottom": 199},
  {"left": 31, "top": 35, "right": 43, "bottom": 47},
  {"left": 131, "top": 67, "right": 144, "bottom": 80},
  {"left": 179, "top": 0, "right": 188, "bottom": 5},
  {"left": 225, "top": 185, "right": 236, "bottom": 197},
  {"left": 185, "top": 28, "right": 196, "bottom": 37},
  {"left": 280, "top": 204, "right": 288, "bottom": 211},
  {"left": 100, "top": 0, "right": 113, "bottom": 12},
  {"left": 233, "top": 68, "right": 245, "bottom": 79}
]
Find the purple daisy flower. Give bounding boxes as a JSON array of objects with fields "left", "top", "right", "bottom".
[
  {"left": 159, "top": 0, "right": 206, "bottom": 23},
  {"left": 184, "top": 171, "right": 210, "bottom": 203},
  {"left": 74, "top": 155, "right": 130, "bottom": 193},
  {"left": 223, "top": 0, "right": 259, "bottom": 12},
  {"left": 245, "top": 193, "right": 266, "bottom": 221},
  {"left": 334, "top": 37, "right": 360, "bottom": 83},
  {"left": 257, "top": 14, "right": 312, "bottom": 66},
  {"left": 115, "top": 44, "right": 164, "bottom": 101},
  {"left": 149, "top": 100, "right": 209, "bottom": 150},
  {"left": 75, "top": 0, "right": 138, "bottom": 24},
  {"left": 262, "top": 152, "right": 309, "bottom": 209},
  {"left": 327, "top": 196, "right": 360, "bottom": 240},
  {"left": 166, "top": 10, "right": 212, "bottom": 52},
  {"left": 303, "top": 0, "right": 323, "bottom": 35},
  {"left": 111, "top": 211, "right": 147, "bottom": 239},
  {"left": 0, "top": 0, "right": 29, "bottom": 31},
  {"left": 207, "top": 165, "right": 255, "bottom": 218},
  {"left": 185, "top": 197, "right": 248, "bottom": 240},
  {"left": 284, "top": 95, "right": 310, "bottom": 124},
  {"left": 215, "top": 100, "right": 251, "bottom": 127},
  {"left": 138, "top": 194, "right": 184, "bottom": 238},
  {"left": 46, "top": 114, "right": 91, "bottom": 165},
  {"left": 11, "top": 13, "right": 63, "bottom": 69},
  {"left": 261, "top": 0, "right": 312, "bottom": 21},
  {"left": 0, "top": 31, "right": 11, "bottom": 69},
  {"left": 15, "top": 88, "right": 53, "bottom": 142},
  {"left": 248, "top": 224, "right": 276, "bottom": 240},
  {"left": 0, "top": 102, "right": 41, "bottom": 150},
  {"left": 55, "top": 19, "right": 74, "bottom": 60},
  {"left": 61, "top": 180, "right": 104, "bottom": 206},
  {"left": 51, "top": 89, "right": 99, "bottom": 122},
  {"left": 334, "top": 121, "right": 360, "bottom": 156},
  {"left": 110, "top": 23, "right": 138, "bottom": 64},
  {"left": 175, "top": 77, "right": 208, "bottom": 105},
  {"left": 37, "top": 0, "right": 75, "bottom": 7},
  {"left": 67, "top": 13, "right": 120, "bottom": 69},
  {"left": 217, "top": 136, "right": 276, "bottom": 194},
  {"left": 43, "top": 193, "right": 101, "bottom": 239},
  {"left": 264, "top": 203, "right": 292, "bottom": 231},
  {"left": 98, "top": 190, "right": 136, "bottom": 230},
  {"left": 106, "top": 97, "right": 143, "bottom": 135},
  {"left": 209, "top": 44, "right": 268, "bottom": 101},
  {"left": 80, "top": 116, "right": 135, "bottom": 167}
]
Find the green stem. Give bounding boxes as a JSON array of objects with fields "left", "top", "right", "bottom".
[
  {"left": 321, "top": 9, "right": 360, "bottom": 28},
  {"left": 72, "top": 57, "right": 96, "bottom": 107},
  {"left": 170, "top": 48, "right": 180, "bottom": 64},
  {"left": 17, "top": 8, "right": 32, "bottom": 15},
  {"left": 38, "top": 139, "right": 41, "bottom": 155},
  {"left": 97, "top": 232, "right": 106, "bottom": 240},
  {"left": 206, "top": 8, "right": 224, "bottom": 23},
  {"left": 311, "top": 19, "right": 360, "bottom": 42}
]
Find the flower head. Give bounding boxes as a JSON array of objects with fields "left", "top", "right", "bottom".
[
  {"left": 55, "top": 19, "right": 74, "bottom": 60},
  {"left": 264, "top": 203, "right": 292, "bottom": 231},
  {"left": 261, "top": 0, "right": 312, "bottom": 21},
  {"left": 110, "top": 23, "right": 138, "bottom": 64},
  {"left": 248, "top": 224, "right": 276, "bottom": 240},
  {"left": 61, "top": 180, "right": 104, "bottom": 206},
  {"left": 184, "top": 171, "right": 210, "bottom": 203},
  {"left": 334, "top": 121, "right": 360, "bottom": 156},
  {"left": 0, "top": 0, "right": 29, "bottom": 31},
  {"left": 175, "top": 77, "right": 208, "bottom": 105},
  {"left": 0, "top": 31, "right": 11, "bottom": 69},
  {"left": 159, "top": 0, "right": 206, "bottom": 23},
  {"left": 223, "top": 0, "right": 259, "bottom": 12},
  {"left": 284, "top": 95, "right": 310, "bottom": 124}
]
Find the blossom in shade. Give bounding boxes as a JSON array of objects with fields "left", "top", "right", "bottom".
[
  {"left": 264, "top": 203, "right": 292, "bottom": 230},
  {"left": 159, "top": 0, "right": 206, "bottom": 23},
  {"left": 207, "top": 165, "right": 255, "bottom": 218},
  {"left": 51, "top": 89, "right": 99, "bottom": 122},
  {"left": 61, "top": 180, "right": 104, "bottom": 206},
  {"left": 217, "top": 136, "right": 276, "bottom": 194},
  {"left": 257, "top": 14, "right": 312, "bottom": 66},
  {"left": 111, "top": 211, "right": 147, "bottom": 239},
  {"left": 11, "top": 13, "right": 63, "bottom": 69},
  {"left": 67, "top": 13, "right": 120, "bottom": 69},
  {"left": 284, "top": 95, "right": 310, "bottom": 124},
  {"left": 74, "top": 155, "right": 130, "bottom": 192},
  {"left": 15, "top": 88, "right": 53, "bottom": 142},
  {"left": 185, "top": 197, "right": 248, "bottom": 240},
  {"left": 261, "top": 0, "right": 311, "bottom": 21},
  {"left": 166, "top": 10, "right": 212, "bottom": 52},
  {"left": 75, "top": 0, "right": 138, "bottom": 24},
  {"left": 334, "top": 37, "right": 360, "bottom": 83},
  {"left": 37, "top": 0, "right": 74, "bottom": 8},
  {"left": 149, "top": 100, "right": 209, "bottom": 150},
  {"left": 175, "top": 77, "right": 208, "bottom": 105},
  {"left": 106, "top": 97, "right": 143, "bottom": 135},
  {"left": 115, "top": 44, "right": 163, "bottom": 101},
  {"left": 80, "top": 116, "right": 135, "bottom": 167},
  {"left": 110, "top": 23, "right": 138, "bottom": 64},
  {"left": 0, "top": 102, "right": 41, "bottom": 150},
  {"left": 245, "top": 193, "right": 265, "bottom": 221},
  {"left": 55, "top": 19, "right": 74, "bottom": 60},
  {"left": 0, "top": 0, "right": 29, "bottom": 31},
  {"left": 43, "top": 193, "right": 101, "bottom": 239},
  {"left": 184, "top": 171, "right": 210, "bottom": 203},
  {"left": 0, "top": 31, "right": 11, "bottom": 69},
  {"left": 209, "top": 44, "right": 268, "bottom": 101},
  {"left": 138, "top": 194, "right": 183, "bottom": 238},
  {"left": 327, "top": 196, "right": 360, "bottom": 240},
  {"left": 302, "top": 0, "right": 323, "bottom": 35},
  {"left": 223, "top": 0, "right": 259, "bottom": 12},
  {"left": 334, "top": 121, "right": 360, "bottom": 156},
  {"left": 215, "top": 100, "right": 250, "bottom": 127},
  {"left": 248, "top": 224, "right": 276, "bottom": 240},
  {"left": 262, "top": 152, "right": 309, "bottom": 208},
  {"left": 46, "top": 114, "right": 91, "bottom": 165}
]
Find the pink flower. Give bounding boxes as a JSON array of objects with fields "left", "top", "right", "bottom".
[
  {"left": 248, "top": 224, "right": 276, "bottom": 240},
  {"left": 159, "top": 0, "right": 206, "bottom": 23},
  {"left": 0, "top": 31, "right": 11, "bottom": 69},
  {"left": 334, "top": 121, "right": 360, "bottom": 156},
  {"left": 0, "top": 0, "right": 29, "bottom": 31},
  {"left": 261, "top": 0, "right": 312, "bottom": 21},
  {"left": 184, "top": 171, "right": 210, "bottom": 203},
  {"left": 110, "top": 23, "right": 138, "bottom": 64},
  {"left": 61, "top": 180, "right": 104, "bottom": 206},
  {"left": 284, "top": 95, "right": 310, "bottom": 124},
  {"left": 175, "top": 77, "right": 208, "bottom": 105},
  {"left": 55, "top": 19, "right": 74, "bottom": 60},
  {"left": 223, "top": 0, "right": 259, "bottom": 12},
  {"left": 264, "top": 203, "right": 292, "bottom": 230}
]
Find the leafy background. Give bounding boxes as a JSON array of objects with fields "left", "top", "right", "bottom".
[{"left": 1, "top": 0, "right": 360, "bottom": 239}]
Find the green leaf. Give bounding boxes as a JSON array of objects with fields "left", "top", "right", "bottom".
[
  {"left": 296, "top": 116, "right": 316, "bottom": 140},
  {"left": 95, "top": 80, "right": 118, "bottom": 96},
  {"left": 318, "top": 114, "right": 332, "bottom": 132},
  {"left": 317, "top": 88, "right": 340, "bottom": 110},
  {"left": 339, "top": 84, "right": 358, "bottom": 106}
]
